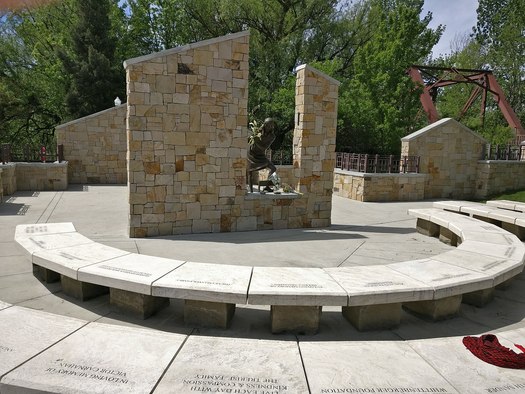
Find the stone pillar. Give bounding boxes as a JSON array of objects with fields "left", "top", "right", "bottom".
[
  {"left": 125, "top": 31, "right": 250, "bottom": 237},
  {"left": 293, "top": 65, "right": 339, "bottom": 228}
]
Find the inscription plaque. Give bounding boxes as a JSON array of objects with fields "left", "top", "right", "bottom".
[
  {"left": 0, "top": 322, "right": 186, "bottom": 393},
  {"left": 154, "top": 336, "right": 309, "bottom": 393}
]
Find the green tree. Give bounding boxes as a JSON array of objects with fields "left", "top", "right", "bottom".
[
  {"left": 58, "top": 0, "right": 124, "bottom": 120},
  {"left": 0, "top": 1, "right": 76, "bottom": 145},
  {"left": 339, "top": 0, "right": 442, "bottom": 153},
  {"left": 475, "top": 0, "right": 525, "bottom": 121}
]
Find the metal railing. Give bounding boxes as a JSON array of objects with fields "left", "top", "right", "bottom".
[
  {"left": 267, "top": 149, "right": 293, "bottom": 166},
  {"left": 483, "top": 144, "right": 525, "bottom": 161},
  {"left": 1, "top": 144, "right": 64, "bottom": 164},
  {"left": 335, "top": 152, "right": 420, "bottom": 174}
]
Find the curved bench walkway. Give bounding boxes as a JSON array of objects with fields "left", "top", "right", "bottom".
[{"left": 1, "top": 186, "right": 525, "bottom": 393}]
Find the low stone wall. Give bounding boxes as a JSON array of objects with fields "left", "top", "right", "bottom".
[
  {"left": 333, "top": 170, "right": 427, "bottom": 202},
  {"left": 15, "top": 162, "right": 68, "bottom": 191},
  {"left": 55, "top": 105, "right": 127, "bottom": 184},
  {"left": 0, "top": 162, "right": 68, "bottom": 195},
  {"left": 475, "top": 160, "right": 525, "bottom": 199},
  {"left": 0, "top": 163, "right": 16, "bottom": 196}
]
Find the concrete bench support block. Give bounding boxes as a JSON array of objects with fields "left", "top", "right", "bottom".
[
  {"left": 416, "top": 218, "right": 439, "bottom": 237},
  {"left": 110, "top": 288, "right": 169, "bottom": 319},
  {"left": 270, "top": 305, "right": 321, "bottom": 335},
  {"left": 473, "top": 215, "right": 501, "bottom": 226},
  {"left": 439, "top": 227, "right": 458, "bottom": 246},
  {"left": 502, "top": 222, "right": 525, "bottom": 241},
  {"left": 403, "top": 294, "right": 462, "bottom": 321},
  {"left": 61, "top": 275, "right": 109, "bottom": 301},
  {"left": 462, "top": 287, "right": 495, "bottom": 307},
  {"left": 32, "top": 264, "right": 60, "bottom": 283},
  {"left": 496, "top": 278, "right": 514, "bottom": 290},
  {"left": 184, "top": 299, "right": 235, "bottom": 329},
  {"left": 342, "top": 303, "right": 402, "bottom": 331}
]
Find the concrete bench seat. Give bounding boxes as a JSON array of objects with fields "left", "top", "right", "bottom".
[
  {"left": 408, "top": 207, "right": 525, "bottom": 307},
  {"left": 248, "top": 267, "right": 347, "bottom": 334},
  {"left": 152, "top": 262, "right": 252, "bottom": 328},
  {"left": 487, "top": 199, "right": 525, "bottom": 213},
  {"left": 434, "top": 200, "right": 525, "bottom": 239},
  {"left": 15, "top": 211, "right": 525, "bottom": 333}
]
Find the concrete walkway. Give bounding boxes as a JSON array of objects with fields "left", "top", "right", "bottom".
[{"left": 1, "top": 185, "right": 525, "bottom": 393}]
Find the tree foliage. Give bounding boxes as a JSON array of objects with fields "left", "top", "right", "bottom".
[
  {"left": 427, "top": 0, "right": 524, "bottom": 144},
  {"left": 58, "top": 0, "right": 124, "bottom": 119},
  {"left": 0, "top": 0, "right": 450, "bottom": 154}
]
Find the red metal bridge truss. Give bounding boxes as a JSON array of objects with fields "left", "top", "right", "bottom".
[{"left": 408, "top": 65, "right": 525, "bottom": 141}]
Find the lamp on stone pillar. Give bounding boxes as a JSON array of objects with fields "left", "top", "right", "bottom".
[{"left": 114, "top": 96, "right": 122, "bottom": 106}]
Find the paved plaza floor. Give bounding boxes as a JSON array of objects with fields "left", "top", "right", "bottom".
[{"left": 1, "top": 185, "right": 525, "bottom": 393}]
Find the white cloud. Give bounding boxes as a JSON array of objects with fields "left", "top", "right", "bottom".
[{"left": 422, "top": 0, "right": 479, "bottom": 57}]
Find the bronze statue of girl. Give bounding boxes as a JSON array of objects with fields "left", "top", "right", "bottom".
[{"left": 247, "top": 118, "right": 277, "bottom": 192}]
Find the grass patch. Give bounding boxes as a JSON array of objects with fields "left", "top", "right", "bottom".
[{"left": 490, "top": 190, "right": 525, "bottom": 203}]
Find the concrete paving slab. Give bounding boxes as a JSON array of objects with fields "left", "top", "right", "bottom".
[
  {"left": 0, "top": 272, "right": 61, "bottom": 304},
  {"left": 0, "top": 322, "right": 186, "bottom": 394},
  {"left": 154, "top": 335, "right": 309, "bottom": 393},
  {"left": 0, "top": 306, "right": 86, "bottom": 377},
  {"left": 0, "top": 254, "right": 32, "bottom": 277},
  {"left": 2, "top": 186, "right": 525, "bottom": 392},
  {"left": 301, "top": 341, "right": 459, "bottom": 393},
  {"left": 409, "top": 335, "right": 525, "bottom": 393}
]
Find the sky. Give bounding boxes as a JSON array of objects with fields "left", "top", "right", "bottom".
[{"left": 422, "top": 0, "right": 479, "bottom": 58}]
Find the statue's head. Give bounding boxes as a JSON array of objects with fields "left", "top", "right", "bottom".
[{"left": 262, "top": 118, "right": 277, "bottom": 134}]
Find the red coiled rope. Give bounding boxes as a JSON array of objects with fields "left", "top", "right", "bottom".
[{"left": 463, "top": 334, "right": 525, "bottom": 369}]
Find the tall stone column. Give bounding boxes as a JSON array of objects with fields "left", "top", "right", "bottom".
[{"left": 293, "top": 64, "right": 340, "bottom": 227}]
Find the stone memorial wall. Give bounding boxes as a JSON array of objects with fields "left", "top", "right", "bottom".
[
  {"left": 125, "top": 32, "right": 339, "bottom": 237},
  {"left": 401, "top": 118, "right": 486, "bottom": 199},
  {"left": 292, "top": 64, "right": 339, "bottom": 227},
  {"left": 55, "top": 104, "right": 127, "bottom": 184}
]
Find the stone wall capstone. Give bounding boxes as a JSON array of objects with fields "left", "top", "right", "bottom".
[{"left": 55, "top": 105, "right": 127, "bottom": 184}]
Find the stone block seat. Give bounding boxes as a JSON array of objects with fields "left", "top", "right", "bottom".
[{"left": 14, "top": 209, "right": 525, "bottom": 333}]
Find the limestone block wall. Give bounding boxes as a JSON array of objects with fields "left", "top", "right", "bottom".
[
  {"left": 401, "top": 118, "right": 486, "bottom": 199},
  {"left": 475, "top": 161, "right": 525, "bottom": 199},
  {"left": 333, "top": 170, "right": 427, "bottom": 202},
  {"left": 125, "top": 31, "right": 250, "bottom": 237},
  {"left": 14, "top": 162, "right": 68, "bottom": 191},
  {"left": 55, "top": 105, "right": 127, "bottom": 184},
  {"left": 292, "top": 65, "right": 339, "bottom": 227},
  {"left": 0, "top": 164, "right": 16, "bottom": 195}
]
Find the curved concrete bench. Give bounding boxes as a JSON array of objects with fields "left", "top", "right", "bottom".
[
  {"left": 14, "top": 210, "right": 525, "bottom": 334},
  {"left": 434, "top": 200, "right": 525, "bottom": 240},
  {"left": 487, "top": 199, "right": 525, "bottom": 213}
]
